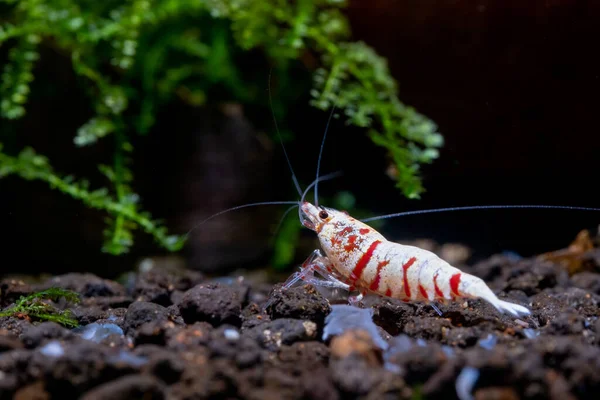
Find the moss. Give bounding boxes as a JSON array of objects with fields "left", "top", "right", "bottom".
[
  {"left": 0, "top": 0, "right": 443, "bottom": 256},
  {"left": 0, "top": 288, "right": 80, "bottom": 328}
]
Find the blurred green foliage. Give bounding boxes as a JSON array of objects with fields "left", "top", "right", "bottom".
[{"left": 0, "top": 0, "right": 442, "bottom": 256}]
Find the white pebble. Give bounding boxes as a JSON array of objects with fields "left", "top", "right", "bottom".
[
  {"left": 441, "top": 345, "right": 455, "bottom": 358},
  {"left": 523, "top": 328, "right": 540, "bottom": 339},
  {"left": 477, "top": 334, "right": 497, "bottom": 350},
  {"left": 75, "top": 323, "right": 124, "bottom": 343},
  {"left": 323, "top": 305, "right": 388, "bottom": 350},
  {"left": 302, "top": 321, "right": 317, "bottom": 338},
  {"left": 456, "top": 366, "right": 479, "bottom": 400},
  {"left": 108, "top": 350, "right": 147, "bottom": 367},
  {"left": 39, "top": 341, "right": 64, "bottom": 358},
  {"left": 224, "top": 328, "right": 240, "bottom": 341}
]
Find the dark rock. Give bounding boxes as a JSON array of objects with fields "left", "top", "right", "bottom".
[
  {"left": 13, "top": 380, "right": 49, "bottom": 400},
  {"left": 0, "top": 334, "right": 23, "bottom": 352},
  {"left": 330, "top": 355, "right": 382, "bottom": 396},
  {"left": 504, "top": 261, "right": 569, "bottom": 295},
  {"left": 134, "top": 320, "right": 178, "bottom": 346},
  {"left": 22, "top": 341, "right": 143, "bottom": 397},
  {"left": 244, "top": 318, "right": 317, "bottom": 351},
  {"left": 385, "top": 341, "right": 454, "bottom": 385},
  {"left": 470, "top": 254, "right": 520, "bottom": 283},
  {"left": 177, "top": 284, "right": 242, "bottom": 327},
  {"left": 132, "top": 265, "right": 203, "bottom": 306},
  {"left": 165, "top": 322, "right": 212, "bottom": 351},
  {"left": 571, "top": 271, "right": 600, "bottom": 295},
  {"left": 38, "top": 273, "right": 126, "bottom": 298},
  {"left": 0, "top": 372, "right": 19, "bottom": 398},
  {"left": 72, "top": 305, "right": 107, "bottom": 325},
  {"left": 545, "top": 312, "right": 586, "bottom": 336},
  {"left": 0, "top": 279, "right": 32, "bottom": 308},
  {"left": 552, "top": 287, "right": 600, "bottom": 316},
  {"left": 234, "top": 337, "right": 263, "bottom": 369},
  {"left": 80, "top": 374, "right": 165, "bottom": 400},
  {"left": 265, "top": 284, "right": 331, "bottom": 329},
  {"left": 0, "top": 316, "right": 32, "bottom": 336},
  {"left": 134, "top": 345, "right": 186, "bottom": 385},
  {"left": 203, "top": 276, "right": 251, "bottom": 306},
  {"left": 123, "top": 302, "right": 170, "bottom": 335},
  {"left": 240, "top": 302, "right": 270, "bottom": 330},
  {"left": 21, "top": 322, "right": 73, "bottom": 349}
]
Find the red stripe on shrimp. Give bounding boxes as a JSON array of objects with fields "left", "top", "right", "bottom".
[
  {"left": 349, "top": 240, "right": 381, "bottom": 285},
  {"left": 450, "top": 273, "right": 462, "bottom": 296},
  {"left": 433, "top": 273, "right": 444, "bottom": 298},
  {"left": 402, "top": 257, "right": 417, "bottom": 298},
  {"left": 418, "top": 284, "right": 429, "bottom": 300},
  {"left": 369, "top": 259, "right": 390, "bottom": 291}
]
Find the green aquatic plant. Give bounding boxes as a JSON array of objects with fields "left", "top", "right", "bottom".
[
  {"left": 0, "top": 0, "right": 442, "bottom": 256},
  {"left": 0, "top": 288, "right": 80, "bottom": 327}
]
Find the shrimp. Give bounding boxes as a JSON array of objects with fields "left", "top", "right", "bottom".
[
  {"left": 246, "top": 77, "right": 598, "bottom": 316},
  {"left": 264, "top": 99, "right": 529, "bottom": 316},
  {"left": 284, "top": 201, "right": 531, "bottom": 317}
]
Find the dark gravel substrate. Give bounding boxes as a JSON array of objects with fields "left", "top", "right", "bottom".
[{"left": 1, "top": 234, "right": 600, "bottom": 400}]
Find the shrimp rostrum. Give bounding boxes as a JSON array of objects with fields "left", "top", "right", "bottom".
[{"left": 284, "top": 201, "right": 531, "bottom": 317}]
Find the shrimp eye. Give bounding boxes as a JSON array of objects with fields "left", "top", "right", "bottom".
[{"left": 318, "top": 210, "right": 329, "bottom": 219}]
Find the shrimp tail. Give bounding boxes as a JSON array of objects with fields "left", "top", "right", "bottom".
[
  {"left": 462, "top": 277, "right": 530, "bottom": 317},
  {"left": 489, "top": 298, "right": 531, "bottom": 317}
]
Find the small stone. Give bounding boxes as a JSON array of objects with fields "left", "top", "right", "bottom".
[
  {"left": 330, "top": 330, "right": 383, "bottom": 367},
  {"left": 0, "top": 334, "right": 23, "bottom": 351},
  {"left": 265, "top": 284, "right": 331, "bottom": 328},
  {"left": 39, "top": 273, "right": 126, "bottom": 297},
  {"left": 74, "top": 323, "right": 124, "bottom": 343},
  {"left": 223, "top": 328, "right": 240, "bottom": 341},
  {"left": 80, "top": 374, "right": 165, "bottom": 400},
  {"left": 21, "top": 322, "right": 73, "bottom": 349},
  {"left": 474, "top": 387, "right": 519, "bottom": 400},
  {"left": 245, "top": 318, "right": 318, "bottom": 351},
  {"left": 123, "top": 302, "right": 170, "bottom": 335},
  {"left": 39, "top": 340, "right": 64, "bottom": 358},
  {"left": 177, "top": 284, "right": 242, "bottom": 327},
  {"left": 323, "top": 305, "right": 387, "bottom": 350}
]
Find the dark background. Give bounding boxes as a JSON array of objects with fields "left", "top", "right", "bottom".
[{"left": 2, "top": 0, "right": 599, "bottom": 277}]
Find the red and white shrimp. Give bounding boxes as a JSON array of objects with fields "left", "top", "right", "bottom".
[
  {"left": 282, "top": 201, "right": 531, "bottom": 317},
  {"left": 248, "top": 81, "right": 595, "bottom": 316}
]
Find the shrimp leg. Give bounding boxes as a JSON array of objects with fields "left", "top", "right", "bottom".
[{"left": 284, "top": 250, "right": 349, "bottom": 290}]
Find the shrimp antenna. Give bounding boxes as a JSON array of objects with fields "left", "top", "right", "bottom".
[
  {"left": 275, "top": 172, "right": 342, "bottom": 239},
  {"left": 185, "top": 201, "right": 300, "bottom": 236},
  {"left": 299, "top": 170, "right": 343, "bottom": 221},
  {"left": 270, "top": 203, "right": 302, "bottom": 245},
  {"left": 361, "top": 204, "right": 600, "bottom": 223},
  {"left": 314, "top": 105, "right": 337, "bottom": 207},
  {"left": 302, "top": 170, "right": 343, "bottom": 203},
  {"left": 268, "top": 69, "right": 302, "bottom": 197},
  {"left": 186, "top": 171, "right": 342, "bottom": 237}
]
